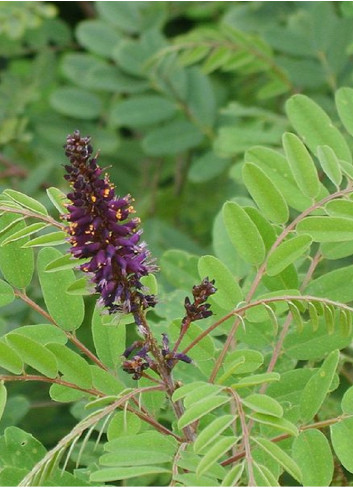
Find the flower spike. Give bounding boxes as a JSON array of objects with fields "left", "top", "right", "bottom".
[{"left": 63, "top": 130, "right": 157, "bottom": 314}]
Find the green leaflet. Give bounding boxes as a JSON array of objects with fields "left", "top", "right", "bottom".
[
  {"left": 0, "top": 213, "right": 34, "bottom": 288},
  {"left": 99, "top": 448, "right": 173, "bottom": 467},
  {"left": 196, "top": 436, "right": 237, "bottom": 477},
  {"left": 90, "top": 466, "right": 171, "bottom": 483},
  {"left": 6, "top": 333, "right": 58, "bottom": 378},
  {"left": 282, "top": 132, "right": 320, "bottom": 199},
  {"left": 110, "top": 95, "right": 176, "bottom": 127},
  {"left": 50, "top": 87, "right": 102, "bottom": 120},
  {"left": 231, "top": 372, "right": 280, "bottom": 388},
  {"left": 247, "top": 412, "right": 298, "bottom": 437},
  {"left": 296, "top": 216, "right": 353, "bottom": 242},
  {"left": 330, "top": 417, "right": 353, "bottom": 473},
  {"left": 90, "top": 365, "right": 124, "bottom": 396},
  {"left": 172, "top": 381, "right": 207, "bottom": 402},
  {"left": 325, "top": 199, "right": 353, "bottom": 218},
  {"left": 160, "top": 249, "right": 199, "bottom": 290},
  {"left": 253, "top": 462, "right": 279, "bottom": 487},
  {"left": 194, "top": 415, "right": 235, "bottom": 453},
  {"left": 22, "top": 231, "right": 67, "bottom": 247},
  {"left": 92, "top": 305, "right": 125, "bottom": 370},
  {"left": 221, "top": 349, "right": 264, "bottom": 378},
  {"left": 0, "top": 340, "right": 23, "bottom": 374},
  {"left": 178, "top": 395, "right": 229, "bottom": 429},
  {"left": 292, "top": 429, "right": 333, "bottom": 486},
  {"left": 107, "top": 411, "right": 141, "bottom": 440},
  {"left": 305, "top": 264, "right": 353, "bottom": 302},
  {"left": 198, "top": 255, "right": 243, "bottom": 309},
  {"left": 0, "top": 382, "right": 7, "bottom": 422},
  {"left": 45, "top": 254, "right": 87, "bottom": 272},
  {"left": 46, "top": 187, "right": 69, "bottom": 215},
  {"left": 49, "top": 383, "right": 85, "bottom": 403},
  {"left": 142, "top": 120, "right": 204, "bottom": 156},
  {"left": 3, "top": 189, "right": 48, "bottom": 216},
  {"left": 1, "top": 223, "right": 49, "bottom": 246},
  {"left": 223, "top": 201, "right": 265, "bottom": 266},
  {"left": 76, "top": 19, "right": 122, "bottom": 58},
  {"left": 300, "top": 350, "right": 339, "bottom": 422},
  {"left": 267, "top": 234, "right": 312, "bottom": 276},
  {"left": 286, "top": 93, "right": 352, "bottom": 162},
  {"left": 317, "top": 145, "right": 342, "bottom": 187},
  {"left": 335, "top": 86, "right": 353, "bottom": 138},
  {"left": 46, "top": 343, "right": 92, "bottom": 389},
  {"left": 183, "top": 384, "right": 225, "bottom": 408},
  {"left": 242, "top": 393, "right": 283, "bottom": 418},
  {"left": 221, "top": 462, "right": 244, "bottom": 486},
  {"left": 341, "top": 385, "right": 353, "bottom": 414},
  {"left": 37, "top": 247, "right": 85, "bottom": 331},
  {"left": 11, "top": 324, "right": 67, "bottom": 346},
  {"left": 245, "top": 146, "right": 314, "bottom": 212},
  {"left": 253, "top": 437, "right": 302, "bottom": 483},
  {"left": 0, "top": 279, "right": 14, "bottom": 307},
  {"left": 284, "top": 317, "right": 352, "bottom": 361},
  {"left": 242, "top": 162, "right": 289, "bottom": 223}
]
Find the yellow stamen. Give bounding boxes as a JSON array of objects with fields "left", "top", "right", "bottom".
[
  {"left": 116, "top": 210, "right": 122, "bottom": 220},
  {"left": 91, "top": 195, "right": 97, "bottom": 203}
]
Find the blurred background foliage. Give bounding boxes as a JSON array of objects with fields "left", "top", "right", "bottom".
[{"left": 1, "top": 0, "right": 353, "bottom": 451}]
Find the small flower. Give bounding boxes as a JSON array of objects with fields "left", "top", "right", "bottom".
[
  {"left": 182, "top": 277, "right": 216, "bottom": 324},
  {"left": 63, "top": 130, "right": 157, "bottom": 314},
  {"left": 122, "top": 342, "right": 154, "bottom": 380},
  {"left": 161, "top": 333, "right": 192, "bottom": 369}
]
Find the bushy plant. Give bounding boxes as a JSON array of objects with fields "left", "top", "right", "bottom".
[
  {"left": 1, "top": 2, "right": 353, "bottom": 487},
  {"left": 1, "top": 90, "right": 353, "bottom": 485}
]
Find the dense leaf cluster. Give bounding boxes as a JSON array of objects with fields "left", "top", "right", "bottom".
[{"left": 1, "top": 1, "right": 353, "bottom": 487}]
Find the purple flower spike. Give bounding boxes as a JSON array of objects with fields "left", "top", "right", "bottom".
[{"left": 63, "top": 130, "right": 157, "bottom": 314}]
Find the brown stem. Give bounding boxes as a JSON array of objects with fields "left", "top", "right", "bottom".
[
  {"left": 229, "top": 388, "right": 255, "bottom": 486},
  {"left": 172, "top": 318, "right": 191, "bottom": 354},
  {"left": 0, "top": 374, "right": 102, "bottom": 397},
  {"left": 137, "top": 312, "right": 195, "bottom": 442},
  {"left": 0, "top": 205, "right": 64, "bottom": 230},
  {"left": 209, "top": 317, "right": 241, "bottom": 383}
]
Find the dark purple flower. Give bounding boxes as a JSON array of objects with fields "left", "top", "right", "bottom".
[
  {"left": 182, "top": 277, "right": 216, "bottom": 324},
  {"left": 63, "top": 130, "right": 157, "bottom": 314},
  {"left": 161, "top": 333, "right": 192, "bottom": 369}
]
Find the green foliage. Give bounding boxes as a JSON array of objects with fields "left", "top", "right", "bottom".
[{"left": 1, "top": 2, "right": 353, "bottom": 487}]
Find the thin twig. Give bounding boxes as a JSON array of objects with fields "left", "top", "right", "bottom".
[
  {"left": 0, "top": 205, "right": 64, "bottom": 230},
  {"left": 228, "top": 388, "right": 255, "bottom": 486},
  {"left": 209, "top": 317, "right": 241, "bottom": 383},
  {"left": 0, "top": 374, "right": 102, "bottom": 397}
]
